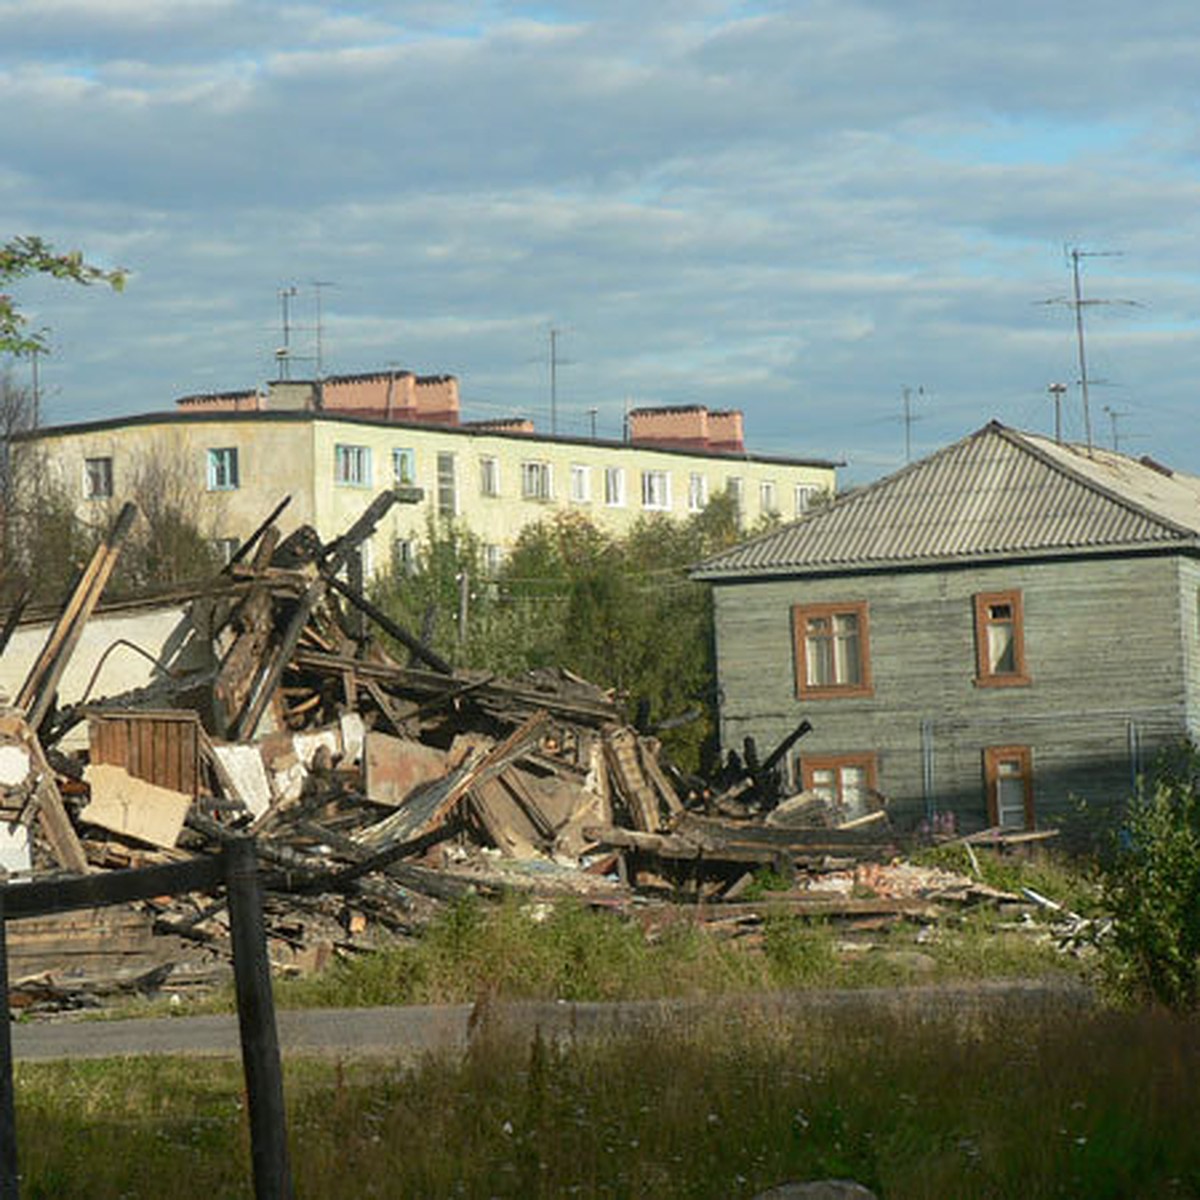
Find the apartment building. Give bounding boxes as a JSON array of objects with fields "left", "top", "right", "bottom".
[{"left": 22, "top": 369, "right": 838, "bottom": 576}]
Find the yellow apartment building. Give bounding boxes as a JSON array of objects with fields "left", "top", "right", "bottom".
[{"left": 19, "top": 369, "right": 838, "bottom": 577}]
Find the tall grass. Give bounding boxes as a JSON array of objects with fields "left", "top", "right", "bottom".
[
  {"left": 273, "top": 892, "right": 1073, "bottom": 1012},
  {"left": 13, "top": 1001, "right": 1200, "bottom": 1198}
]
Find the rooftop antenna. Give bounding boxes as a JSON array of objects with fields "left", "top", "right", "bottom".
[
  {"left": 1041, "top": 246, "right": 1138, "bottom": 456},
  {"left": 277, "top": 285, "right": 298, "bottom": 380},
  {"left": 902, "top": 385, "right": 925, "bottom": 463},
  {"left": 1104, "top": 405, "right": 1131, "bottom": 453},
  {"left": 1047, "top": 382, "right": 1068, "bottom": 444},
  {"left": 312, "top": 281, "right": 335, "bottom": 379},
  {"left": 546, "top": 326, "right": 575, "bottom": 435}
]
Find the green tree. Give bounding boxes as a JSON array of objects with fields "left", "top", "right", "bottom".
[{"left": 1, "top": 236, "right": 125, "bottom": 356}]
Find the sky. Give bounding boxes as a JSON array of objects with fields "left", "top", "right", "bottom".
[{"left": 4, "top": 0, "right": 1200, "bottom": 486}]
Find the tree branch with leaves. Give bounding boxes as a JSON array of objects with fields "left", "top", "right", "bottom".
[{"left": 1, "top": 235, "right": 125, "bottom": 356}]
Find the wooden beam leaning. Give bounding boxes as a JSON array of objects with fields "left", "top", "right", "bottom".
[{"left": 17, "top": 501, "right": 138, "bottom": 730}]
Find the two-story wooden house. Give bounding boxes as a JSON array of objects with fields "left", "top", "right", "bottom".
[{"left": 693, "top": 421, "right": 1200, "bottom": 832}]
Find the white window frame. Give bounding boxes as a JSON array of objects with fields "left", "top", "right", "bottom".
[
  {"left": 207, "top": 447, "right": 240, "bottom": 492},
  {"left": 569, "top": 463, "right": 591, "bottom": 504},
  {"left": 641, "top": 469, "right": 671, "bottom": 511},
  {"left": 392, "top": 537, "right": 415, "bottom": 575},
  {"left": 393, "top": 447, "right": 416, "bottom": 486},
  {"left": 604, "top": 466, "right": 626, "bottom": 508},
  {"left": 483, "top": 543, "right": 504, "bottom": 576},
  {"left": 521, "top": 460, "right": 553, "bottom": 501},
  {"left": 436, "top": 452, "right": 457, "bottom": 516},
  {"left": 794, "top": 484, "right": 818, "bottom": 517},
  {"left": 760, "top": 480, "right": 777, "bottom": 516},
  {"left": 688, "top": 472, "right": 708, "bottom": 513},
  {"left": 335, "top": 444, "right": 372, "bottom": 487},
  {"left": 213, "top": 536, "right": 240, "bottom": 566},
  {"left": 479, "top": 455, "right": 500, "bottom": 497},
  {"left": 83, "top": 456, "right": 113, "bottom": 500}
]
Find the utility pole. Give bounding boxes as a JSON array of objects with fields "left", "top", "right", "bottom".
[
  {"left": 902, "top": 386, "right": 924, "bottom": 464},
  {"left": 1047, "top": 382, "right": 1067, "bottom": 444},
  {"left": 549, "top": 327, "right": 560, "bottom": 435},
  {"left": 587, "top": 406, "right": 598, "bottom": 439}
]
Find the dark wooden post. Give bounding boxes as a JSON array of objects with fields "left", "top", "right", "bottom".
[
  {"left": 0, "top": 890, "right": 17, "bottom": 1200},
  {"left": 224, "top": 838, "right": 293, "bottom": 1200}
]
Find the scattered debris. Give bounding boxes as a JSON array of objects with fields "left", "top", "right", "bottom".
[{"left": 0, "top": 493, "right": 1068, "bottom": 1010}]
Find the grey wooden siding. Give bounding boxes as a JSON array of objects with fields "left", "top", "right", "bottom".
[{"left": 713, "top": 552, "right": 1192, "bottom": 830}]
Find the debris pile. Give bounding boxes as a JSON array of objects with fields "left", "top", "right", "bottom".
[{"left": 0, "top": 492, "right": 1042, "bottom": 1007}]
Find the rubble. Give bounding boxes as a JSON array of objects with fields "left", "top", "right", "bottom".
[{"left": 0, "top": 493, "right": 1053, "bottom": 1010}]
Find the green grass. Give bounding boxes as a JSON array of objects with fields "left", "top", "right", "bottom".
[{"left": 12, "top": 1001, "right": 1200, "bottom": 1198}]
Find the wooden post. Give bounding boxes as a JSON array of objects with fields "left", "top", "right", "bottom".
[
  {"left": 0, "top": 890, "right": 17, "bottom": 1200},
  {"left": 224, "top": 838, "right": 293, "bottom": 1200}
]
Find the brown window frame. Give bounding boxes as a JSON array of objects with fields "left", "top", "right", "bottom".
[
  {"left": 983, "top": 744, "right": 1035, "bottom": 830},
  {"left": 973, "top": 590, "right": 1030, "bottom": 687},
  {"left": 799, "top": 752, "right": 879, "bottom": 820},
  {"left": 792, "top": 601, "right": 873, "bottom": 699}
]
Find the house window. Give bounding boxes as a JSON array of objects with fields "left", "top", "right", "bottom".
[
  {"left": 974, "top": 591, "right": 1030, "bottom": 686},
  {"left": 688, "top": 472, "right": 708, "bottom": 513},
  {"left": 795, "top": 484, "right": 818, "bottom": 516},
  {"left": 207, "top": 447, "right": 239, "bottom": 491},
  {"left": 335, "top": 444, "right": 372, "bottom": 487},
  {"left": 393, "top": 447, "right": 416, "bottom": 486},
  {"left": 392, "top": 537, "right": 415, "bottom": 575},
  {"left": 213, "top": 536, "right": 240, "bottom": 566},
  {"left": 604, "top": 466, "right": 626, "bottom": 507},
  {"left": 479, "top": 456, "right": 500, "bottom": 497},
  {"left": 800, "top": 753, "right": 878, "bottom": 823},
  {"left": 436, "top": 452, "right": 457, "bottom": 516},
  {"left": 760, "top": 480, "right": 777, "bottom": 516},
  {"left": 984, "top": 745, "right": 1034, "bottom": 830},
  {"left": 641, "top": 469, "right": 671, "bottom": 510},
  {"left": 570, "top": 464, "right": 591, "bottom": 504},
  {"left": 522, "top": 460, "right": 553, "bottom": 501},
  {"left": 793, "top": 602, "right": 872, "bottom": 698},
  {"left": 84, "top": 456, "right": 113, "bottom": 500}
]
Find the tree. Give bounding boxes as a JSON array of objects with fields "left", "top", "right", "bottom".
[{"left": 1, "top": 235, "right": 125, "bottom": 357}]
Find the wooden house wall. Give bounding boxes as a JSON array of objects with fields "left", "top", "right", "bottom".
[{"left": 712, "top": 552, "right": 1193, "bottom": 830}]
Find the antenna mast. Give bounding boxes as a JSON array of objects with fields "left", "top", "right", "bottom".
[
  {"left": 902, "top": 386, "right": 924, "bottom": 464},
  {"left": 312, "top": 281, "right": 335, "bottom": 379}
]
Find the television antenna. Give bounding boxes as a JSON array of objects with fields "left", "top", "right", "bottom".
[
  {"left": 1040, "top": 246, "right": 1138, "bottom": 455},
  {"left": 902, "top": 385, "right": 924, "bottom": 463}
]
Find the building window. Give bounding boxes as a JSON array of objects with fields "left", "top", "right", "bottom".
[
  {"left": 213, "top": 536, "right": 240, "bottom": 566},
  {"left": 393, "top": 447, "right": 416, "bottom": 486},
  {"left": 799, "top": 753, "right": 878, "bottom": 823},
  {"left": 335, "top": 444, "right": 372, "bottom": 487},
  {"left": 392, "top": 537, "right": 415, "bottom": 575},
  {"left": 479, "top": 456, "right": 500, "bottom": 497},
  {"left": 727, "top": 476, "right": 743, "bottom": 524},
  {"left": 794, "top": 484, "right": 818, "bottom": 517},
  {"left": 688, "top": 472, "right": 708, "bottom": 513},
  {"left": 792, "top": 601, "right": 872, "bottom": 698},
  {"left": 641, "top": 469, "right": 671, "bottom": 510},
  {"left": 436, "top": 452, "right": 457, "bottom": 516},
  {"left": 760, "top": 480, "right": 777, "bottom": 516},
  {"left": 570, "top": 464, "right": 591, "bottom": 504},
  {"left": 984, "top": 745, "right": 1034, "bottom": 830},
  {"left": 84, "top": 456, "right": 113, "bottom": 500},
  {"left": 974, "top": 591, "right": 1030, "bottom": 686},
  {"left": 483, "top": 543, "right": 504, "bottom": 576},
  {"left": 604, "top": 466, "right": 626, "bottom": 507},
  {"left": 207, "top": 447, "right": 239, "bottom": 491},
  {"left": 522, "top": 460, "right": 553, "bottom": 501}
]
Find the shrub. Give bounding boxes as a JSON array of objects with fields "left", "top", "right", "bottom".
[{"left": 1098, "top": 749, "right": 1200, "bottom": 1010}]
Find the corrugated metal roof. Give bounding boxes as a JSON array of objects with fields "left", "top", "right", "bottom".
[{"left": 694, "top": 422, "right": 1200, "bottom": 579}]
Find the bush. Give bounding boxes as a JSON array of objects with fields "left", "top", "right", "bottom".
[{"left": 1099, "top": 748, "right": 1200, "bottom": 1010}]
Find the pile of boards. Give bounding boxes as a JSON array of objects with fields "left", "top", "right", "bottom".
[{"left": 0, "top": 491, "right": 902, "bottom": 1008}]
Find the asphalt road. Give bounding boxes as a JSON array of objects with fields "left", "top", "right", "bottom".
[{"left": 10, "top": 980, "right": 1092, "bottom": 1063}]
